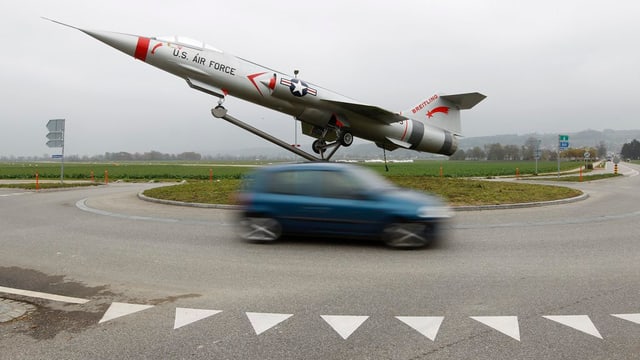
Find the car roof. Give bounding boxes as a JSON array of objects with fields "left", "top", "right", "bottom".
[{"left": 257, "top": 162, "right": 358, "bottom": 172}]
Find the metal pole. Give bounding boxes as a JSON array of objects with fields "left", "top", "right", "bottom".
[{"left": 60, "top": 128, "right": 65, "bottom": 184}]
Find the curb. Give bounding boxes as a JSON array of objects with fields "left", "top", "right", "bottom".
[
  {"left": 137, "top": 191, "right": 240, "bottom": 210},
  {"left": 137, "top": 186, "right": 589, "bottom": 212}
]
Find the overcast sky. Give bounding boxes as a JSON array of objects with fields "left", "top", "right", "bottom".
[{"left": 1, "top": 1, "right": 639, "bottom": 157}]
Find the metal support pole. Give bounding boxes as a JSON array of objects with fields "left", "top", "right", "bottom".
[
  {"left": 60, "top": 128, "right": 65, "bottom": 184},
  {"left": 211, "top": 107, "right": 322, "bottom": 161}
]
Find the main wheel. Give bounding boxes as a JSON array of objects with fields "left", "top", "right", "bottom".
[
  {"left": 382, "top": 222, "right": 431, "bottom": 249},
  {"left": 238, "top": 217, "right": 282, "bottom": 242},
  {"left": 339, "top": 131, "right": 353, "bottom": 147},
  {"left": 312, "top": 139, "right": 326, "bottom": 154}
]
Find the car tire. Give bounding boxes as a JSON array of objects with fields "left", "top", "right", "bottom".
[
  {"left": 239, "top": 216, "right": 282, "bottom": 242},
  {"left": 382, "top": 222, "right": 431, "bottom": 249}
]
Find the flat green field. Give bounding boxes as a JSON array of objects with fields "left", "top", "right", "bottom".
[
  {"left": 0, "top": 161, "right": 589, "bottom": 206},
  {"left": 0, "top": 160, "right": 579, "bottom": 180}
]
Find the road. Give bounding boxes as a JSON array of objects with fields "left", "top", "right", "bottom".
[{"left": 1, "top": 163, "right": 639, "bottom": 359}]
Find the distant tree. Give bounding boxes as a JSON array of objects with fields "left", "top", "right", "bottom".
[
  {"left": 485, "top": 143, "right": 505, "bottom": 160},
  {"left": 469, "top": 146, "right": 486, "bottom": 160},
  {"left": 449, "top": 149, "right": 466, "bottom": 160},
  {"left": 177, "top": 152, "right": 202, "bottom": 161},
  {"left": 503, "top": 145, "right": 521, "bottom": 160},
  {"left": 521, "top": 137, "right": 540, "bottom": 160},
  {"left": 621, "top": 139, "right": 640, "bottom": 160},
  {"left": 596, "top": 141, "right": 607, "bottom": 159}
]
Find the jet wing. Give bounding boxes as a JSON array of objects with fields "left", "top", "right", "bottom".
[{"left": 321, "top": 99, "right": 408, "bottom": 124}]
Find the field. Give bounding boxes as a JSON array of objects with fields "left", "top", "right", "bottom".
[
  {"left": 0, "top": 160, "right": 581, "bottom": 181},
  {"left": 0, "top": 161, "right": 589, "bottom": 206}
]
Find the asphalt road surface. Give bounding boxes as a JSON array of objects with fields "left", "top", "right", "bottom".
[{"left": 1, "top": 163, "right": 639, "bottom": 359}]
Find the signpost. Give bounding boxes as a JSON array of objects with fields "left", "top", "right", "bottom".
[
  {"left": 534, "top": 139, "right": 541, "bottom": 175},
  {"left": 46, "top": 119, "right": 65, "bottom": 183},
  {"left": 558, "top": 134, "right": 569, "bottom": 177}
]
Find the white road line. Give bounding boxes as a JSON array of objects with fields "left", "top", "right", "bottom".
[
  {"left": 0, "top": 286, "right": 90, "bottom": 304},
  {"left": 0, "top": 192, "right": 27, "bottom": 197}
]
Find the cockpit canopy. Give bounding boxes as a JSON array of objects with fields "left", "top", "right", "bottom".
[{"left": 152, "top": 35, "right": 222, "bottom": 53}]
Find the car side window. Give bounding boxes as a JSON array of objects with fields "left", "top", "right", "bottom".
[
  {"left": 265, "top": 171, "right": 297, "bottom": 194},
  {"left": 318, "top": 170, "right": 359, "bottom": 199},
  {"left": 263, "top": 169, "right": 360, "bottom": 199}
]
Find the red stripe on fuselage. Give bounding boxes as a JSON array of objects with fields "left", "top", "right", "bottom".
[
  {"left": 135, "top": 37, "right": 150, "bottom": 62},
  {"left": 400, "top": 119, "right": 409, "bottom": 141}
]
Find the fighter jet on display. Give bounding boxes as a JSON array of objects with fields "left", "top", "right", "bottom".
[{"left": 46, "top": 19, "right": 485, "bottom": 161}]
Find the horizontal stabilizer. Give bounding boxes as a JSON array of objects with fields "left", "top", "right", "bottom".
[{"left": 440, "top": 92, "right": 486, "bottom": 110}]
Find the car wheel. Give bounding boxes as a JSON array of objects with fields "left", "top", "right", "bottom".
[
  {"left": 382, "top": 222, "right": 431, "bottom": 249},
  {"left": 239, "top": 217, "right": 282, "bottom": 242}
]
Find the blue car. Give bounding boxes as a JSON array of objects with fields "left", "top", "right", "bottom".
[{"left": 236, "top": 162, "right": 451, "bottom": 248}]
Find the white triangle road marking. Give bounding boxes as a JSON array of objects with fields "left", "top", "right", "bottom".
[
  {"left": 471, "top": 316, "right": 520, "bottom": 341},
  {"left": 321, "top": 315, "right": 369, "bottom": 340},
  {"left": 395, "top": 316, "right": 444, "bottom": 341},
  {"left": 99, "top": 302, "right": 154, "bottom": 324},
  {"left": 542, "top": 315, "right": 603, "bottom": 339},
  {"left": 611, "top": 313, "right": 640, "bottom": 325},
  {"left": 174, "top": 308, "right": 222, "bottom": 329},
  {"left": 246, "top": 312, "right": 293, "bottom": 335}
]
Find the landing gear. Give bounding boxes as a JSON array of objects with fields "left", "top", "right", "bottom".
[
  {"left": 310, "top": 128, "right": 352, "bottom": 160},
  {"left": 339, "top": 130, "right": 353, "bottom": 147},
  {"left": 312, "top": 139, "right": 326, "bottom": 154}
]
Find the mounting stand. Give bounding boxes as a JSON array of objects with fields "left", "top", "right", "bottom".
[{"left": 211, "top": 107, "right": 332, "bottom": 161}]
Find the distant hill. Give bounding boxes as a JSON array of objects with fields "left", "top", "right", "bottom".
[
  {"left": 458, "top": 129, "right": 640, "bottom": 153},
  {"left": 205, "top": 129, "right": 640, "bottom": 160}
]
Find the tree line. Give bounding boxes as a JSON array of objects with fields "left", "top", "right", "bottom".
[
  {"left": 450, "top": 137, "right": 608, "bottom": 161},
  {"left": 620, "top": 139, "right": 640, "bottom": 160}
]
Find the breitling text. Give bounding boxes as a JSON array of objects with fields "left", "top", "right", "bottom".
[{"left": 411, "top": 94, "right": 438, "bottom": 114}]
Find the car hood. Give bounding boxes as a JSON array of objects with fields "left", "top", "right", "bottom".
[{"left": 377, "top": 188, "right": 445, "bottom": 206}]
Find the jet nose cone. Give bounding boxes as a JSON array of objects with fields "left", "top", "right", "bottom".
[{"left": 82, "top": 29, "right": 150, "bottom": 62}]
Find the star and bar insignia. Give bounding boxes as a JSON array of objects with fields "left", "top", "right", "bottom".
[{"left": 280, "top": 78, "right": 317, "bottom": 97}]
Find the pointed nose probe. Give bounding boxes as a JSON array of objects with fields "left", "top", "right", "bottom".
[{"left": 81, "top": 29, "right": 150, "bottom": 62}]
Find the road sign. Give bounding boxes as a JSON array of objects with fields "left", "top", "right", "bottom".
[
  {"left": 45, "top": 119, "right": 66, "bottom": 183},
  {"left": 46, "top": 119, "right": 65, "bottom": 132},
  {"left": 584, "top": 152, "right": 591, "bottom": 158},
  {"left": 534, "top": 150, "right": 542, "bottom": 160},
  {"left": 559, "top": 135, "right": 569, "bottom": 141},
  {"left": 46, "top": 132, "right": 64, "bottom": 140},
  {"left": 559, "top": 141, "right": 569, "bottom": 149},
  {"left": 46, "top": 140, "right": 64, "bottom": 148}
]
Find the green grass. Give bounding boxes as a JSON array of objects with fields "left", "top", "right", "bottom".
[
  {"left": 0, "top": 162, "right": 255, "bottom": 180},
  {"left": 1, "top": 161, "right": 588, "bottom": 206},
  {"left": 0, "top": 160, "right": 579, "bottom": 180},
  {"left": 143, "top": 177, "right": 582, "bottom": 207},
  {"left": 0, "top": 182, "right": 102, "bottom": 190}
]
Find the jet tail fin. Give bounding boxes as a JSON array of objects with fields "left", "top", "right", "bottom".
[{"left": 403, "top": 92, "right": 485, "bottom": 136}]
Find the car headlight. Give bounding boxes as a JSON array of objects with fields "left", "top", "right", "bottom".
[{"left": 417, "top": 206, "right": 452, "bottom": 219}]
